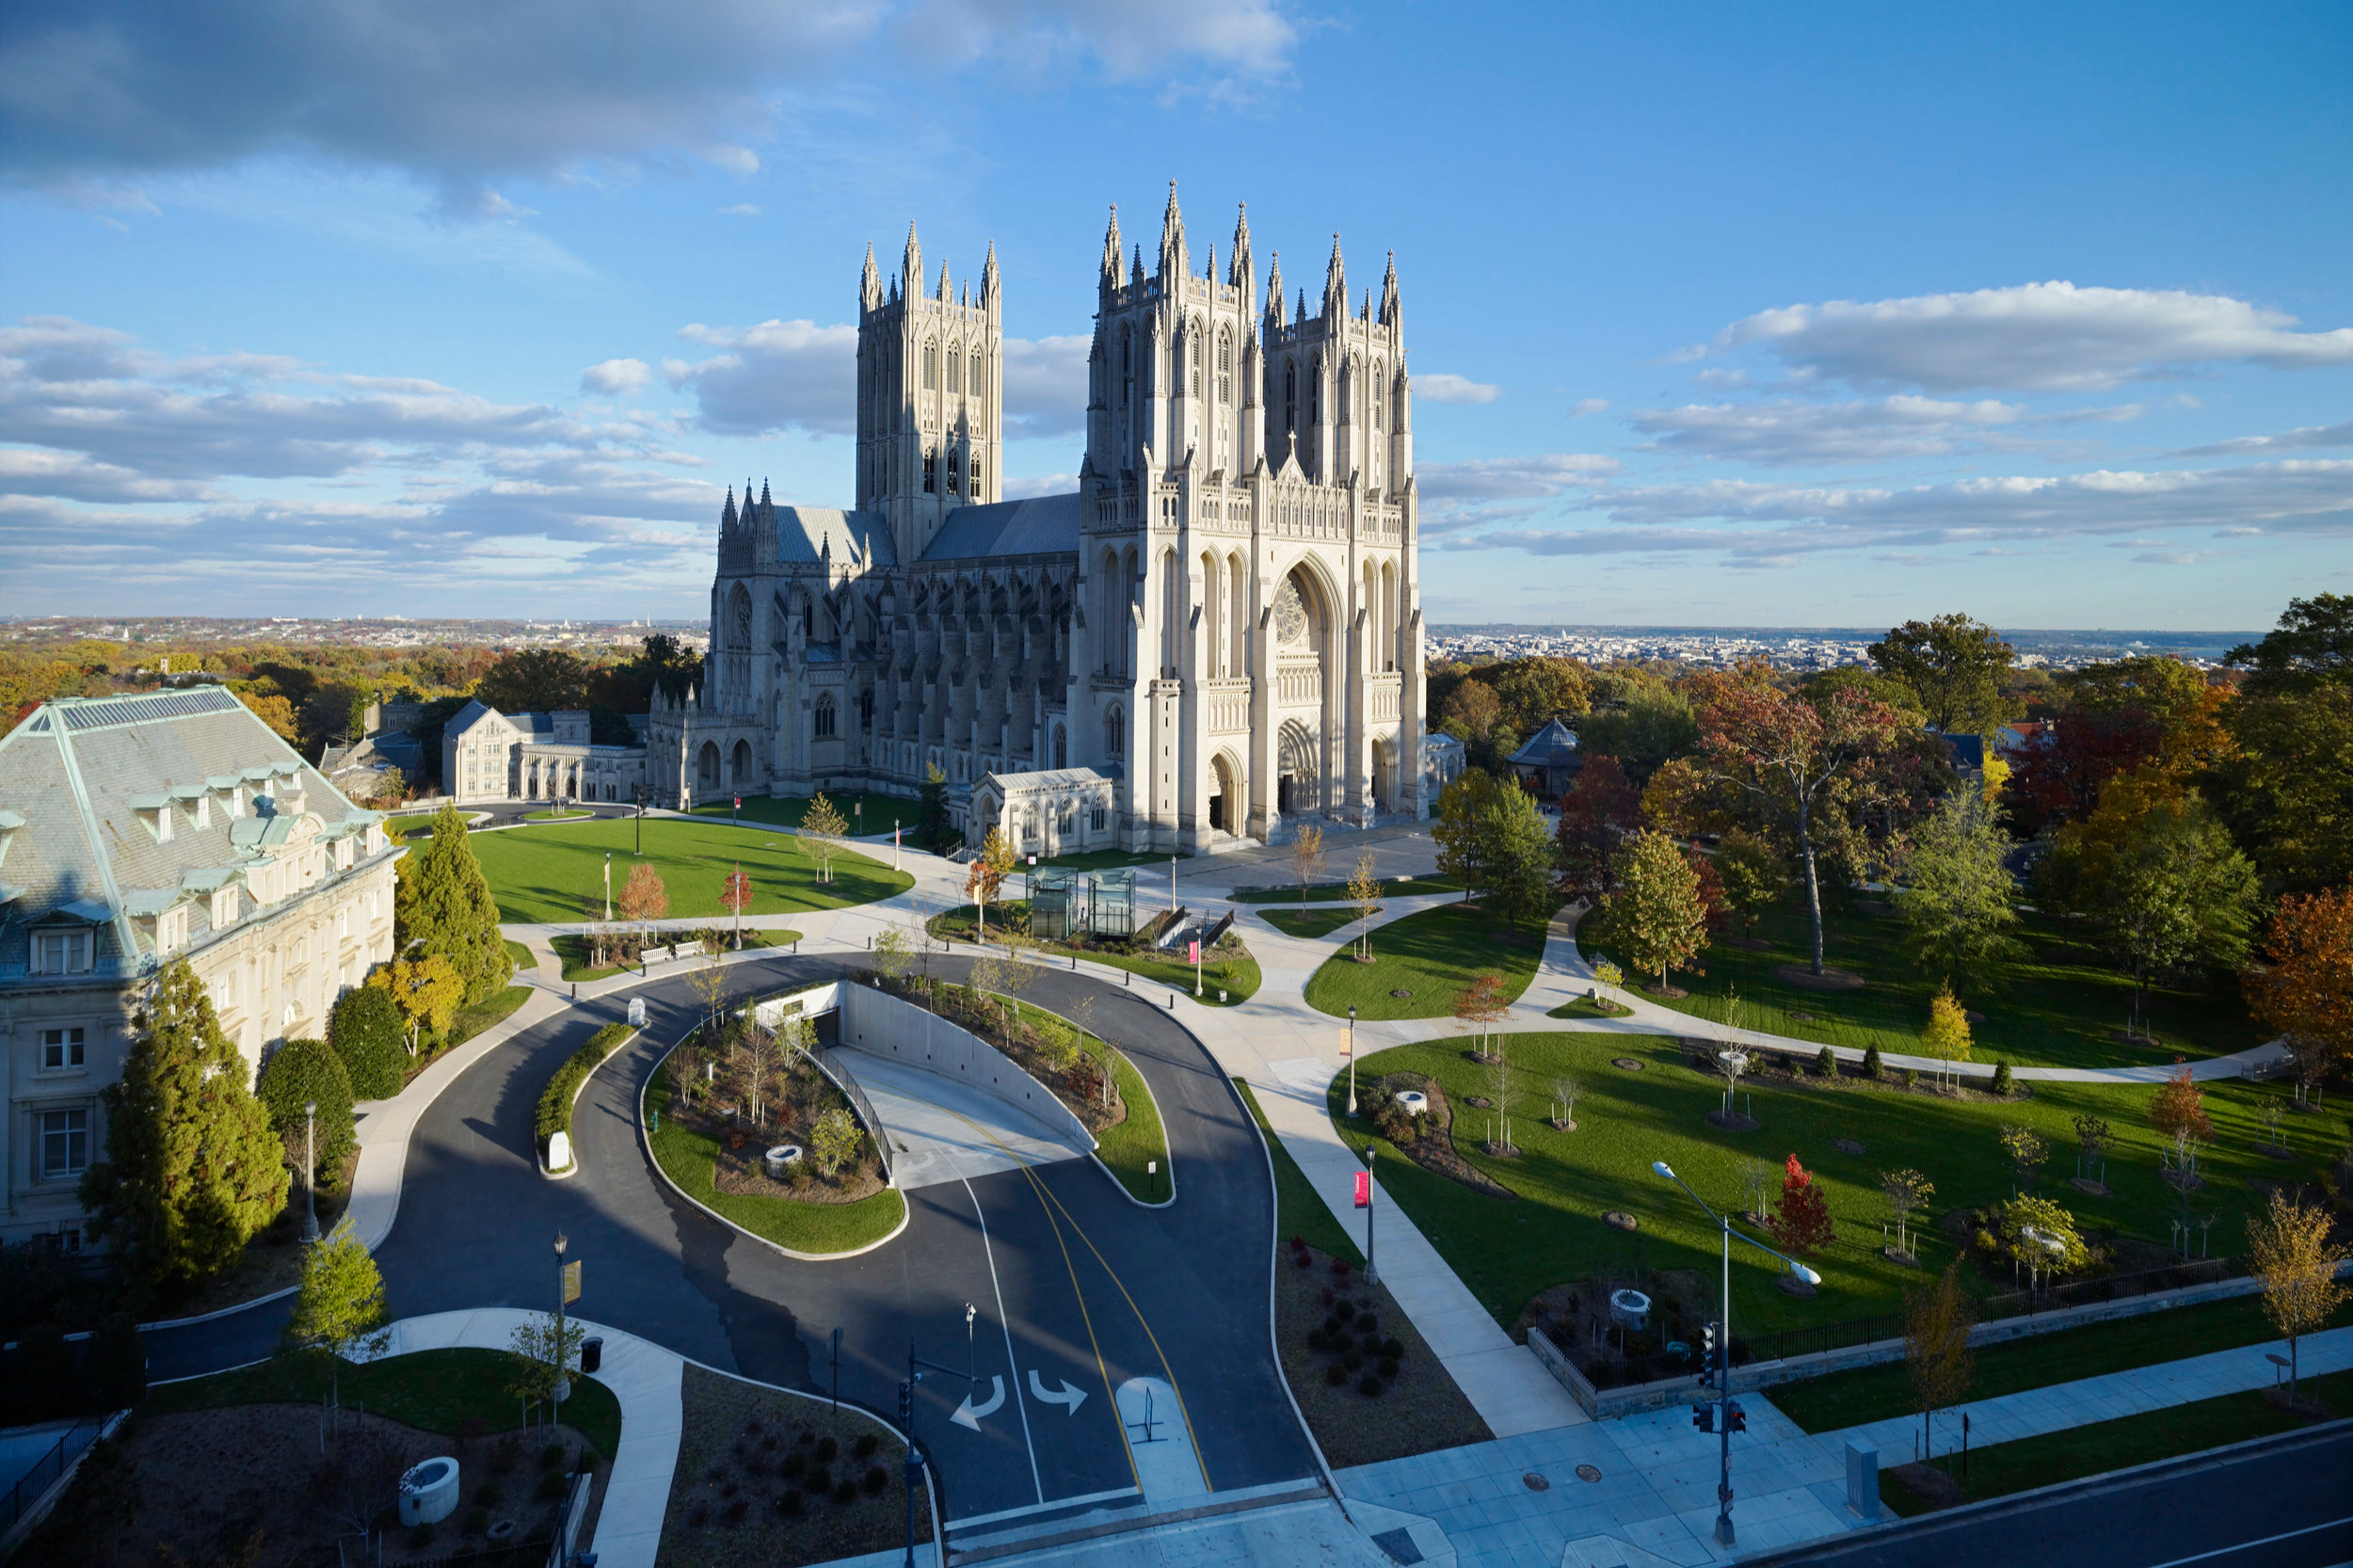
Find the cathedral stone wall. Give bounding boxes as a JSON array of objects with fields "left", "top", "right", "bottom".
[{"left": 647, "top": 188, "right": 1426, "bottom": 852}]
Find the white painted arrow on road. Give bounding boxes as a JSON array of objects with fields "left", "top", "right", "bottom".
[
  {"left": 951, "top": 1375, "right": 1005, "bottom": 1431},
  {"left": 1029, "top": 1368, "right": 1089, "bottom": 1414}
]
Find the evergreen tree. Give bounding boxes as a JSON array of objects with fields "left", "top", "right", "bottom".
[
  {"left": 327, "top": 985, "right": 409, "bottom": 1099},
  {"left": 257, "top": 1038, "right": 358, "bottom": 1187},
  {"left": 920, "top": 762, "right": 951, "bottom": 848},
  {"left": 82, "top": 959, "right": 289, "bottom": 1298},
  {"left": 393, "top": 800, "right": 512, "bottom": 1004}
]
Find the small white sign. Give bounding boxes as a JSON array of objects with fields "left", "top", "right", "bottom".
[
  {"left": 547, "top": 1130, "right": 573, "bottom": 1170},
  {"left": 627, "top": 998, "right": 647, "bottom": 1027}
]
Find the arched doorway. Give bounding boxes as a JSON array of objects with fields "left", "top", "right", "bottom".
[
  {"left": 696, "top": 742, "right": 720, "bottom": 792},
  {"left": 1209, "top": 751, "right": 1240, "bottom": 832},
  {"left": 1277, "top": 721, "right": 1318, "bottom": 816},
  {"left": 1372, "top": 737, "right": 1394, "bottom": 815},
  {"left": 730, "top": 739, "right": 751, "bottom": 786}
]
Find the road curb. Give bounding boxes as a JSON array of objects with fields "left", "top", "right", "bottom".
[{"left": 541, "top": 1025, "right": 640, "bottom": 1180}]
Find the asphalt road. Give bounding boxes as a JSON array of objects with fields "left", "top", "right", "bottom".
[
  {"left": 1752, "top": 1423, "right": 2353, "bottom": 1568},
  {"left": 143, "top": 952, "right": 1316, "bottom": 1531}
]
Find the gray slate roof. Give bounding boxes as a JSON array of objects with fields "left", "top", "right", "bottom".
[
  {"left": 921, "top": 494, "right": 1083, "bottom": 562},
  {"left": 1510, "top": 718, "right": 1582, "bottom": 766},
  {"left": 775, "top": 506, "right": 898, "bottom": 567},
  {"left": 0, "top": 687, "right": 384, "bottom": 981}
]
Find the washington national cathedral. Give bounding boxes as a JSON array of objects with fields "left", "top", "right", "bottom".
[{"left": 646, "top": 186, "right": 1429, "bottom": 854}]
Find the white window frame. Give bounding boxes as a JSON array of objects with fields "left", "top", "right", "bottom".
[
  {"left": 32, "top": 929, "right": 93, "bottom": 975},
  {"left": 40, "top": 1027, "right": 88, "bottom": 1072},
  {"left": 38, "top": 1108, "right": 90, "bottom": 1181}
]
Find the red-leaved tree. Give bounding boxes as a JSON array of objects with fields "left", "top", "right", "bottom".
[
  {"left": 2148, "top": 1061, "right": 2214, "bottom": 1144},
  {"left": 1769, "top": 1154, "right": 1836, "bottom": 1256},
  {"left": 1555, "top": 754, "right": 1641, "bottom": 904}
]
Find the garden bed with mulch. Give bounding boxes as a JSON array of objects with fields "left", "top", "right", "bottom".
[
  {"left": 897, "top": 973, "right": 1133, "bottom": 1140},
  {"left": 1515, "top": 1268, "right": 1723, "bottom": 1388},
  {"left": 1673, "top": 1039, "right": 2030, "bottom": 1104},
  {"left": 17, "top": 1405, "right": 605, "bottom": 1568},
  {"left": 1274, "top": 1242, "right": 1491, "bottom": 1469},
  {"left": 1355, "top": 1073, "right": 1513, "bottom": 1201},
  {"left": 663, "top": 1032, "right": 887, "bottom": 1205},
  {"left": 658, "top": 1364, "right": 925, "bottom": 1568}
]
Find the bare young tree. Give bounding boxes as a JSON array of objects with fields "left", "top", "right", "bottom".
[
  {"left": 686, "top": 951, "right": 728, "bottom": 1047},
  {"left": 310, "top": 1422, "right": 409, "bottom": 1540},
  {"left": 1291, "top": 824, "right": 1328, "bottom": 909},
  {"left": 1550, "top": 1073, "right": 1581, "bottom": 1130},
  {"left": 740, "top": 1021, "right": 779, "bottom": 1127},
  {"left": 1739, "top": 1158, "right": 1775, "bottom": 1223},
  {"left": 1347, "top": 852, "right": 1382, "bottom": 961},
  {"left": 1904, "top": 1262, "right": 1977, "bottom": 1470},
  {"left": 1879, "top": 1168, "right": 1934, "bottom": 1260},
  {"left": 1483, "top": 1048, "right": 1516, "bottom": 1152}
]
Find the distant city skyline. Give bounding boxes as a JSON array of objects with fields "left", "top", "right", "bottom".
[{"left": 3, "top": 5, "right": 2345, "bottom": 628}]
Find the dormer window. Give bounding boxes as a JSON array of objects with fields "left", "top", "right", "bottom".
[
  {"left": 335, "top": 837, "right": 354, "bottom": 871},
  {"left": 32, "top": 929, "right": 94, "bottom": 975},
  {"left": 131, "top": 795, "right": 172, "bottom": 842},
  {"left": 156, "top": 906, "right": 187, "bottom": 953},
  {"left": 212, "top": 888, "right": 238, "bottom": 928}
]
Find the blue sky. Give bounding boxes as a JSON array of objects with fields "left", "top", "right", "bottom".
[{"left": 3, "top": 0, "right": 2347, "bottom": 629}]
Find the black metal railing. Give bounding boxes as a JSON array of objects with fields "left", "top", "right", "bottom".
[{"left": 2, "top": 1414, "right": 107, "bottom": 1534}]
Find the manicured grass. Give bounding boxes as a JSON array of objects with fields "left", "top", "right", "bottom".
[
  {"left": 691, "top": 792, "right": 909, "bottom": 833},
  {"left": 470, "top": 816, "right": 914, "bottom": 924},
  {"left": 523, "top": 807, "right": 600, "bottom": 821},
  {"left": 1232, "top": 875, "right": 1462, "bottom": 904},
  {"left": 1328, "top": 1032, "right": 2342, "bottom": 1336},
  {"left": 1580, "top": 896, "right": 2263, "bottom": 1071},
  {"left": 1881, "top": 1367, "right": 2352, "bottom": 1517},
  {"left": 386, "top": 813, "right": 440, "bottom": 843},
  {"left": 1305, "top": 902, "right": 1553, "bottom": 1020},
  {"left": 643, "top": 1074, "right": 905, "bottom": 1255},
  {"left": 1238, "top": 1080, "right": 1364, "bottom": 1268},
  {"left": 447, "top": 984, "right": 532, "bottom": 1049},
  {"left": 147, "top": 1347, "right": 624, "bottom": 1460},
  {"left": 504, "top": 937, "right": 537, "bottom": 970},
  {"left": 1548, "top": 995, "right": 1634, "bottom": 1020},
  {"left": 1260, "top": 905, "right": 1381, "bottom": 939},
  {"left": 1775, "top": 1290, "right": 2353, "bottom": 1432},
  {"left": 551, "top": 928, "right": 803, "bottom": 982},
  {"left": 989, "top": 996, "right": 1171, "bottom": 1203},
  {"left": 929, "top": 901, "right": 1263, "bottom": 1005}
]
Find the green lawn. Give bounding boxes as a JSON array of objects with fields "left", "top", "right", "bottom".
[
  {"left": 1881, "top": 1368, "right": 2351, "bottom": 1517},
  {"left": 1580, "top": 895, "right": 2263, "bottom": 1071},
  {"left": 1548, "top": 995, "right": 1634, "bottom": 1020},
  {"left": 504, "top": 937, "right": 536, "bottom": 970},
  {"left": 928, "top": 900, "right": 1263, "bottom": 1005},
  {"left": 1260, "top": 905, "right": 1381, "bottom": 939},
  {"left": 643, "top": 1074, "right": 905, "bottom": 1256},
  {"left": 1232, "top": 875, "right": 1461, "bottom": 904},
  {"left": 551, "top": 928, "right": 803, "bottom": 982},
  {"left": 1305, "top": 902, "right": 1554, "bottom": 1020},
  {"left": 470, "top": 817, "right": 914, "bottom": 924},
  {"left": 447, "top": 984, "right": 532, "bottom": 1049},
  {"left": 523, "top": 807, "right": 600, "bottom": 822},
  {"left": 1775, "top": 1291, "right": 2353, "bottom": 1432},
  {"left": 386, "top": 813, "right": 441, "bottom": 843},
  {"left": 1328, "top": 1031, "right": 2341, "bottom": 1336},
  {"left": 691, "top": 792, "right": 909, "bottom": 833},
  {"left": 1238, "top": 1080, "right": 1364, "bottom": 1268},
  {"left": 147, "top": 1347, "right": 623, "bottom": 1460}
]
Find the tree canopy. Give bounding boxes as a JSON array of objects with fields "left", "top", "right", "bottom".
[
  {"left": 256, "top": 1037, "right": 358, "bottom": 1187},
  {"left": 392, "top": 800, "right": 513, "bottom": 1004},
  {"left": 475, "top": 648, "right": 590, "bottom": 712},
  {"left": 1868, "top": 614, "right": 2018, "bottom": 735}
]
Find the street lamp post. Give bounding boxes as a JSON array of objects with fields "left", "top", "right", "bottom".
[
  {"left": 603, "top": 850, "right": 613, "bottom": 922},
  {"left": 302, "top": 1099, "right": 320, "bottom": 1241},
  {"left": 553, "top": 1229, "right": 571, "bottom": 1409},
  {"left": 1651, "top": 1160, "right": 1822, "bottom": 1548},
  {"left": 1347, "top": 1004, "right": 1359, "bottom": 1115},
  {"left": 1364, "top": 1144, "right": 1379, "bottom": 1287}
]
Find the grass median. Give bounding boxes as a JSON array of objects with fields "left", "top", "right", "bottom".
[
  {"left": 928, "top": 901, "right": 1263, "bottom": 1005},
  {"left": 1238, "top": 1080, "right": 1362, "bottom": 1267},
  {"left": 1304, "top": 901, "right": 1552, "bottom": 1020},
  {"left": 551, "top": 928, "right": 803, "bottom": 983},
  {"left": 471, "top": 816, "right": 912, "bottom": 925},
  {"left": 1260, "top": 905, "right": 1380, "bottom": 940},
  {"left": 643, "top": 1074, "right": 904, "bottom": 1256}
]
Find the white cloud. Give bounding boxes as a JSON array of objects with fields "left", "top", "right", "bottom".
[
  {"left": 1629, "top": 395, "right": 2027, "bottom": 466},
  {"left": 1416, "top": 373, "right": 1499, "bottom": 406},
  {"left": 580, "top": 358, "right": 650, "bottom": 396},
  {"left": 1571, "top": 397, "right": 1609, "bottom": 417},
  {"left": 718, "top": 202, "right": 761, "bottom": 216},
  {"left": 667, "top": 322, "right": 1087, "bottom": 439},
  {"left": 1705, "top": 280, "right": 2353, "bottom": 392},
  {"left": 1003, "top": 472, "right": 1077, "bottom": 500},
  {"left": 1417, "top": 453, "right": 1619, "bottom": 501},
  {"left": 2175, "top": 418, "right": 2353, "bottom": 456},
  {"left": 998, "top": 334, "right": 1090, "bottom": 437},
  {"left": 0, "top": 0, "right": 1296, "bottom": 209}
]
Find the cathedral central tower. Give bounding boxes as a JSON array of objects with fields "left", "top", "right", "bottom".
[{"left": 856, "top": 227, "right": 1003, "bottom": 564}]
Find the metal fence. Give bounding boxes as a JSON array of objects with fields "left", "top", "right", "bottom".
[
  {"left": 808, "top": 1041, "right": 892, "bottom": 1185},
  {"left": 2, "top": 1414, "right": 107, "bottom": 1536}
]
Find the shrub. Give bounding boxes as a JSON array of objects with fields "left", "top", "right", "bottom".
[
  {"left": 536, "top": 1472, "right": 566, "bottom": 1500},
  {"left": 781, "top": 1450, "right": 805, "bottom": 1479},
  {"left": 1902, "top": 1068, "right": 1920, "bottom": 1089},
  {"left": 1816, "top": 1046, "right": 1838, "bottom": 1080},
  {"left": 1293, "top": 1251, "right": 1312, "bottom": 1269},
  {"left": 1323, "top": 1364, "right": 1348, "bottom": 1386},
  {"left": 832, "top": 1480, "right": 857, "bottom": 1505},
  {"left": 536, "top": 1024, "right": 636, "bottom": 1153},
  {"left": 854, "top": 1432, "right": 878, "bottom": 1460},
  {"left": 807, "top": 1465, "right": 832, "bottom": 1496},
  {"left": 1379, "top": 1357, "right": 1400, "bottom": 1379},
  {"left": 1358, "top": 1373, "right": 1384, "bottom": 1396},
  {"left": 776, "top": 1489, "right": 802, "bottom": 1515},
  {"left": 1991, "top": 1061, "right": 2014, "bottom": 1096},
  {"left": 328, "top": 985, "right": 410, "bottom": 1098},
  {"left": 862, "top": 1464, "right": 888, "bottom": 1496},
  {"left": 814, "top": 1435, "right": 838, "bottom": 1464},
  {"left": 543, "top": 1443, "right": 568, "bottom": 1471},
  {"left": 258, "top": 1037, "right": 358, "bottom": 1184},
  {"left": 1862, "top": 1043, "right": 1883, "bottom": 1080},
  {"left": 1382, "top": 1336, "right": 1404, "bottom": 1360},
  {"left": 466, "top": 1507, "right": 489, "bottom": 1533},
  {"left": 1343, "top": 1349, "right": 1363, "bottom": 1371},
  {"left": 1355, "top": 1309, "right": 1378, "bottom": 1333},
  {"left": 1306, "top": 1329, "right": 1328, "bottom": 1352}
]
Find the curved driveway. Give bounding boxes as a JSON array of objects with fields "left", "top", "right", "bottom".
[{"left": 144, "top": 952, "right": 1315, "bottom": 1530}]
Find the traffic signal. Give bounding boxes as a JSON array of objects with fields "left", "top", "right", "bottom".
[
  {"left": 898, "top": 1379, "right": 913, "bottom": 1426},
  {"left": 1726, "top": 1402, "right": 1748, "bottom": 1433},
  {"left": 1702, "top": 1323, "right": 1718, "bottom": 1368},
  {"left": 1691, "top": 1403, "right": 1715, "bottom": 1433}
]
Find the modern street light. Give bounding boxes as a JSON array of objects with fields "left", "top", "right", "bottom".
[
  {"left": 301, "top": 1099, "right": 320, "bottom": 1241},
  {"left": 553, "top": 1229, "right": 571, "bottom": 1407},
  {"left": 1346, "top": 1004, "right": 1359, "bottom": 1115},
  {"left": 1651, "top": 1160, "right": 1823, "bottom": 1547}
]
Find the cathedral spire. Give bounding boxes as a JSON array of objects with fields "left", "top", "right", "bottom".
[
  {"left": 1265, "top": 250, "right": 1286, "bottom": 330},
  {"left": 1322, "top": 233, "right": 1346, "bottom": 321},
  {"left": 721, "top": 486, "right": 737, "bottom": 533},
  {"left": 1228, "top": 203, "right": 1253, "bottom": 289},
  {"left": 1158, "top": 181, "right": 1186, "bottom": 282},
  {"left": 936, "top": 261, "right": 952, "bottom": 303},
  {"left": 1099, "top": 205, "right": 1125, "bottom": 294},
  {"left": 982, "top": 240, "right": 1000, "bottom": 321},
  {"left": 860, "top": 243, "right": 882, "bottom": 313},
  {"left": 902, "top": 222, "right": 921, "bottom": 296},
  {"left": 1380, "top": 249, "right": 1401, "bottom": 328}
]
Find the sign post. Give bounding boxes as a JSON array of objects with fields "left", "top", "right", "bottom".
[
  {"left": 1190, "top": 937, "right": 1201, "bottom": 995},
  {"left": 1353, "top": 1149, "right": 1379, "bottom": 1285}
]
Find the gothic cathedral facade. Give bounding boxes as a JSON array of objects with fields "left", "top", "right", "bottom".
[{"left": 646, "top": 187, "right": 1426, "bottom": 852}]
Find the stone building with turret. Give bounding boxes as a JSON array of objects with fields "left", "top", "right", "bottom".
[{"left": 646, "top": 187, "right": 1426, "bottom": 855}]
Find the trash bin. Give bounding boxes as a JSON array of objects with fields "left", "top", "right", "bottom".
[{"left": 581, "top": 1336, "right": 603, "bottom": 1375}]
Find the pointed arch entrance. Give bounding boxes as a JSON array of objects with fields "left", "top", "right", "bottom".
[{"left": 1277, "top": 720, "right": 1319, "bottom": 817}]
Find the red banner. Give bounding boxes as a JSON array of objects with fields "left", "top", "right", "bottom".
[{"left": 1353, "top": 1171, "right": 1370, "bottom": 1209}]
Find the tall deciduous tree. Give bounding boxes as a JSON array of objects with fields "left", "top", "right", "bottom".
[
  {"left": 1602, "top": 829, "right": 1708, "bottom": 993},
  {"left": 1577, "top": 674, "right": 1698, "bottom": 783},
  {"left": 1487, "top": 656, "right": 1591, "bottom": 737},
  {"left": 1714, "top": 828, "right": 1789, "bottom": 942},
  {"left": 475, "top": 648, "right": 589, "bottom": 712},
  {"left": 281, "top": 1217, "right": 390, "bottom": 1412},
  {"left": 392, "top": 801, "right": 512, "bottom": 1004},
  {"left": 2246, "top": 1187, "right": 2353, "bottom": 1408},
  {"left": 1555, "top": 754, "right": 1641, "bottom": 903},
  {"left": 82, "top": 960, "right": 289, "bottom": 1298},
  {"left": 1868, "top": 614, "right": 2018, "bottom": 735},
  {"left": 1434, "top": 770, "right": 1556, "bottom": 922},
  {"left": 1696, "top": 680, "right": 1902, "bottom": 976},
  {"left": 2245, "top": 888, "right": 2353, "bottom": 1099},
  {"left": 1895, "top": 790, "right": 2026, "bottom": 989},
  {"left": 369, "top": 953, "right": 461, "bottom": 1051}
]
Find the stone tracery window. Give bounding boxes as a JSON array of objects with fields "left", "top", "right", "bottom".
[
  {"left": 923, "top": 340, "right": 938, "bottom": 392},
  {"left": 1105, "top": 705, "right": 1125, "bottom": 758},
  {"left": 1190, "top": 328, "right": 1201, "bottom": 395},
  {"left": 815, "top": 695, "right": 837, "bottom": 738},
  {"left": 1217, "top": 328, "right": 1231, "bottom": 405},
  {"left": 969, "top": 351, "right": 983, "bottom": 400},
  {"left": 947, "top": 343, "right": 962, "bottom": 394}
]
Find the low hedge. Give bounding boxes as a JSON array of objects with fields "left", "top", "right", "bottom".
[{"left": 536, "top": 1023, "right": 636, "bottom": 1151}]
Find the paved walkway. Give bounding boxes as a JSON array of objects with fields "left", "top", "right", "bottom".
[{"left": 371, "top": 1309, "right": 684, "bottom": 1568}]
